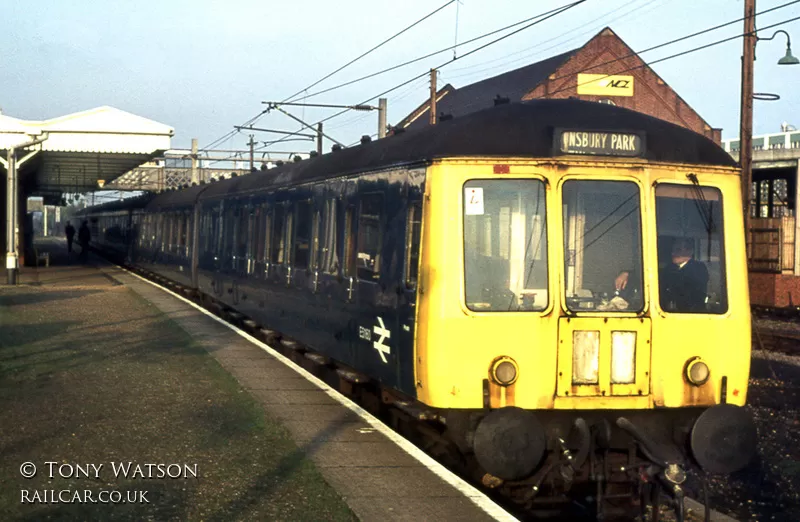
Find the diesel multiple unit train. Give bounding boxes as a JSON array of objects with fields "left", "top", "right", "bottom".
[{"left": 82, "top": 99, "right": 756, "bottom": 518}]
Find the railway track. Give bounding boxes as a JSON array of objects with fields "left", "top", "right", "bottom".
[
  {"left": 752, "top": 306, "right": 800, "bottom": 355},
  {"left": 753, "top": 327, "right": 800, "bottom": 354}
]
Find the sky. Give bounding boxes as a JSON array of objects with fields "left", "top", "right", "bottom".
[{"left": 2, "top": 0, "right": 799, "bottom": 162}]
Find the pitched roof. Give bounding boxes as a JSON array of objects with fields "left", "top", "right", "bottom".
[{"left": 398, "top": 50, "right": 576, "bottom": 131}]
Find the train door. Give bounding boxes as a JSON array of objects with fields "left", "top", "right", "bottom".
[
  {"left": 343, "top": 175, "right": 403, "bottom": 387},
  {"left": 557, "top": 178, "right": 652, "bottom": 399},
  {"left": 396, "top": 170, "right": 425, "bottom": 395},
  {"left": 316, "top": 181, "right": 351, "bottom": 363}
]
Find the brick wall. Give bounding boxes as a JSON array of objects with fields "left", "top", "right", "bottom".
[
  {"left": 523, "top": 29, "right": 720, "bottom": 144},
  {"left": 749, "top": 272, "right": 777, "bottom": 306},
  {"left": 749, "top": 272, "right": 800, "bottom": 307}
]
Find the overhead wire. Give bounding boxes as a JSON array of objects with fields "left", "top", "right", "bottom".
[
  {"left": 445, "top": 0, "right": 669, "bottom": 84},
  {"left": 204, "top": 1, "right": 457, "bottom": 158},
  {"left": 269, "top": 0, "right": 588, "bottom": 149},
  {"left": 288, "top": 1, "right": 585, "bottom": 103},
  {"left": 284, "top": 0, "right": 457, "bottom": 104},
  {"left": 542, "top": 0, "right": 800, "bottom": 87},
  {"left": 445, "top": 0, "right": 644, "bottom": 76}
]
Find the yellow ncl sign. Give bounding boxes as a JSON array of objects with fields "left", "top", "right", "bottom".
[{"left": 577, "top": 74, "right": 634, "bottom": 96}]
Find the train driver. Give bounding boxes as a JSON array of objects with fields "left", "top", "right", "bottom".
[{"left": 614, "top": 237, "right": 709, "bottom": 313}]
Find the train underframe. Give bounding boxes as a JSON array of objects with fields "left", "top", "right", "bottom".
[{"left": 431, "top": 405, "right": 757, "bottom": 520}]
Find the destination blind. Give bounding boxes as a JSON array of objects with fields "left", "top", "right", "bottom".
[{"left": 555, "top": 129, "right": 644, "bottom": 157}]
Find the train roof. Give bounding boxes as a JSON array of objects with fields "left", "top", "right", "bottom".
[
  {"left": 149, "top": 98, "right": 737, "bottom": 208},
  {"left": 78, "top": 193, "right": 155, "bottom": 214}
]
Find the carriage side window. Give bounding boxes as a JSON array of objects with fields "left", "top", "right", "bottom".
[
  {"left": 344, "top": 205, "right": 357, "bottom": 277},
  {"left": 235, "top": 204, "right": 249, "bottom": 268},
  {"left": 247, "top": 207, "right": 256, "bottom": 268},
  {"left": 405, "top": 202, "right": 423, "bottom": 288},
  {"left": 357, "top": 193, "right": 384, "bottom": 280},
  {"left": 160, "top": 213, "right": 168, "bottom": 252},
  {"left": 263, "top": 208, "right": 272, "bottom": 263},
  {"left": 465, "top": 180, "right": 548, "bottom": 312},
  {"left": 210, "top": 205, "right": 222, "bottom": 256},
  {"left": 165, "top": 214, "right": 173, "bottom": 253},
  {"left": 321, "top": 198, "right": 340, "bottom": 274},
  {"left": 562, "top": 180, "right": 642, "bottom": 313},
  {"left": 294, "top": 200, "right": 312, "bottom": 268},
  {"left": 181, "top": 212, "right": 189, "bottom": 257},
  {"left": 655, "top": 184, "right": 726, "bottom": 314},
  {"left": 311, "top": 209, "right": 321, "bottom": 270},
  {"left": 270, "top": 205, "right": 285, "bottom": 264},
  {"left": 255, "top": 205, "right": 267, "bottom": 263},
  {"left": 222, "top": 204, "right": 236, "bottom": 268},
  {"left": 284, "top": 208, "right": 294, "bottom": 266}
]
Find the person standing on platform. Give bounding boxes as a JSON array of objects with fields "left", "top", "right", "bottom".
[
  {"left": 78, "top": 221, "right": 91, "bottom": 263},
  {"left": 65, "top": 221, "right": 76, "bottom": 253}
]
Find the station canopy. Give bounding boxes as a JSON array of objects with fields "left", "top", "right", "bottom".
[{"left": 0, "top": 106, "right": 173, "bottom": 203}]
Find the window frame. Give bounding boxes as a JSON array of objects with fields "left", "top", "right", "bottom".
[
  {"left": 463, "top": 178, "right": 550, "bottom": 313},
  {"left": 654, "top": 182, "right": 727, "bottom": 315}
]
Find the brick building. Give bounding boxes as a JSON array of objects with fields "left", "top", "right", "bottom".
[{"left": 396, "top": 27, "right": 722, "bottom": 144}]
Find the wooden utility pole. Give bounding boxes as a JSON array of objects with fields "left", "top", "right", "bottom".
[
  {"left": 378, "top": 98, "right": 387, "bottom": 138},
  {"left": 317, "top": 123, "right": 323, "bottom": 155},
  {"left": 429, "top": 69, "right": 437, "bottom": 125},
  {"left": 248, "top": 134, "right": 255, "bottom": 171},
  {"left": 740, "top": 0, "right": 756, "bottom": 261},
  {"left": 190, "top": 138, "right": 198, "bottom": 185}
]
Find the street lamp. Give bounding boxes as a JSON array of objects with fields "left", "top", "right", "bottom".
[
  {"left": 739, "top": 1, "right": 798, "bottom": 267},
  {"left": 758, "top": 30, "right": 800, "bottom": 65}
]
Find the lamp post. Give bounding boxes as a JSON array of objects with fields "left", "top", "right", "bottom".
[{"left": 739, "top": 0, "right": 799, "bottom": 265}]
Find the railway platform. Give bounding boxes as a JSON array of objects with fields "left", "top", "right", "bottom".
[{"left": 0, "top": 238, "right": 509, "bottom": 521}]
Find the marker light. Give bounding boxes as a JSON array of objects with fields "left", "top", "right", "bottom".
[
  {"left": 572, "top": 331, "right": 600, "bottom": 384},
  {"left": 686, "top": 358, "right": 710, "bottom": 386},
  {"left": 491, "top": 357, "right": 519, "bottom": 386}
]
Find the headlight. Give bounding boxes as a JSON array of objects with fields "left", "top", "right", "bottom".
[
  {"left": 686, "top": 358, "right": 710, "bottom": 386},
  {"left": 491, "top": 357, "right": 519, "bottom": 386}
]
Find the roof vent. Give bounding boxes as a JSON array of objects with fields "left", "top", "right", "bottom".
[
  {"left": 439, "top": 112, "right": 453, "bottom": 122},
  {"left": 360, "top": 135, "right": 372, "bottom": 144},
  {"left": 331, "top": 144, "right": 343, "bottom": 152},
  {"left": 494, "top": 95, "right": 510, "bottom": 106}
]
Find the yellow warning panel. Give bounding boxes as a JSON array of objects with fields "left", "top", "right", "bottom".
[{"left": 577, "top": 74, "right": 634, "bottom": 96}]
